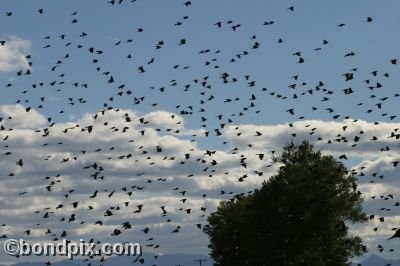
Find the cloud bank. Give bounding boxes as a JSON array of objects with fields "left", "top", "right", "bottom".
[{"left": 0, "top": 105, "right": 399, "bottom": 261}]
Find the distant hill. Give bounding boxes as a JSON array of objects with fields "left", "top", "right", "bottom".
[
  {"left": 3, "top": 254, "right": 400, "bottom": 266},
  {"left": 0, "top": 252, "right": 213, "bottom": 266},
  {"left": 352, "top": 254, "right": 400, "bottom": 266}
]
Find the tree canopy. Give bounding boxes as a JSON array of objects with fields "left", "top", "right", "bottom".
[{"left": 204, "top": 141, "right": 367, "bottom": 266}]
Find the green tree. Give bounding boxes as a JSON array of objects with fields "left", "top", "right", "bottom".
[{"left": 204, "top": 141, "right": 367, "bottom": 266}]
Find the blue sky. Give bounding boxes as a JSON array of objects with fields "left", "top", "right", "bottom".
[
  {"left": 1, "top": 0, "right": 399, "bottom": 127},
  {"left": 1, "top": 0, "right": 400, "bottom": 264}
]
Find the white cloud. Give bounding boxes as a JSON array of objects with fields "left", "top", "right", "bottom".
[
  {"left": 0, "top": 36, "right": 31, "bottom": 72},
  {"left": 223, "top": 119, "right": 400, "bottom": 159},
  {"left": 0, "top": 104, "right": 47, "bottom": 129}
]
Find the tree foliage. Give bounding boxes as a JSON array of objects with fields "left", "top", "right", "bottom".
[{"left": 204, "top": 141, "right": 367, "bottom": 266}]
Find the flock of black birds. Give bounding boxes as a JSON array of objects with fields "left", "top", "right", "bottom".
[{"left": 0, "top": 1, "right": 400, "bottom": 265}]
